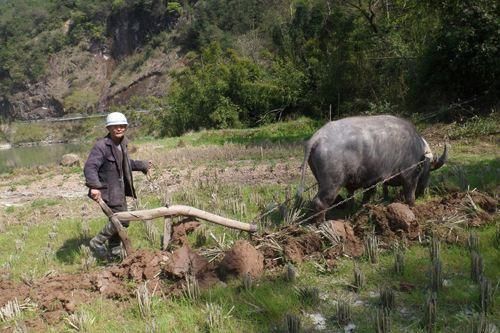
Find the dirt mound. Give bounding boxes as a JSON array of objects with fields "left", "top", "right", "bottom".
[
  {"left": 112, "top": 249, "right": 165, "bottom": 282},
  {"left": 0, "top": 246, "right": 218, "bottom": 324},
  {"left": 256, "top": 222, "right": 361, "bottom": 268},
  {"left": 35, "top": 274, "right": 96, "bottom": 323},
  {"left": 356, "top": 203, "right": 420, "bottom": 240},
  {"left": 218, "top": 240, "right": 264, "bottom": 279},
  {"left": 102, "top": 249, "right": 167, "bottom": 297},
  {"left": 0, "top": 191, "right": 496, "bottom": 328},
  {"left": 321, "top": 220, "right": 364, "bottom": 257},
  {"left": 255, "top": 192, "right": 497, "bottom": 266},
  {"left": 352, "top": 191, "right": 498, "bottom": 244},
  {"left": 0, "top": 273, "right": 97, "bottom": 324},
  {"left": 0, "top": 280, "right": 30, "bottom": 310},
  {"left": 412, "top": 191, "right": 497, "bottom": 226},
  {"left": 164, "top": 245, "right": 211, "bottom": 279}
]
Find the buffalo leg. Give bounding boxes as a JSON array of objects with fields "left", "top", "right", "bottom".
[
  {"left": 402, "top": 179, "right": 417, "bottom": 206},
  {"left": 383, "top": 184, "right": 390, "bottom": 201},
  {"left": 342, "top": 189, "right": 355, "bottom": 210}
]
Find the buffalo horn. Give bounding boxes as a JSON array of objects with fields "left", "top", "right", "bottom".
[{"left": 431, "top": 144, "right": 448, "bottom": 171}]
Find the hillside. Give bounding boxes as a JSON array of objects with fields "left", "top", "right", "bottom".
[
  {"left": 0, "top": 0, "right": 498, "bottom": 135},
  {"left": 0, "top": 0, "right": 183, "bottom": 120}
]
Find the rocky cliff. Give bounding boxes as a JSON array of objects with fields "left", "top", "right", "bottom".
[{"left": 0, "top": 1, "right": 182, "bottom": 121}]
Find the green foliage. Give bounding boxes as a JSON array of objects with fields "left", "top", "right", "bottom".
[
  {"left": 411, "top": 1, "right": 499, "bottom": 115},
  {"left": 111, "top": 95, "right": 166, "bottom": 137},
  {"left": 111, "top": 0, "right": 126, "bottom": 11},
  {"left": 10, "top": 123, "right": 47, "bottom": 143},
  {"left": 1, "top": 0, "right": 498, "bottom": 129},
  {"left": 0, "top": 0, "right": 110, "bottom": 95},
  {"left": 181, "top": 117, "right": 318, "bottom": 146},
  {"left": 161, "top": 0, "right": 498, "bottom": 135},
  {"left": 446, "top": 114, "right": 499, "bottom": 140},
  {"left": 166, "top": 2, "right": 182, "bottom": 15},
  {"left": 159, "top": 43, "right": 307, "bottom": 135},
  {"left": 177, "top": 0, "right": 267, "bottom": 50},
  {"left": 63, "top": 89, "right": 99, "bottom": 113}
]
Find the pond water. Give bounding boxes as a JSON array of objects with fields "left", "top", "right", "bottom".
[{"left": 0, "top": 142, "right": 90, "bottom": 174}]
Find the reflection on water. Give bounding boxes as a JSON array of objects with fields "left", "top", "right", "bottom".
[{"left": 0, "top": 143, "right": 90, "bottom": 173}]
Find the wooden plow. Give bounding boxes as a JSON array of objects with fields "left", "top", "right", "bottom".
[{"left": 97, "top": 198, "right": 258, "bottom": 256}]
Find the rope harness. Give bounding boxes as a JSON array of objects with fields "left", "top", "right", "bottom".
[
  {"left": 253, "top": 158, "right": 427, "bottom": 226},
  {"left": 142, "top": 157, "right": 426, "bottom": 227}
]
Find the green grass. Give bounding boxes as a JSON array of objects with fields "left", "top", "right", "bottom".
[
  {"left": 0, "top": 117, "right": 499, "bottom": 332},
  {"left": 2, "top": 207, "right": 497, "bottom": 332},
  {"left": 446, "top": 115, "right": 499, "bottom": 140},
  {"left": 430, "top": 157, "right": 499, "bottom": 197},
  {"left": 137, "top": 116, "right": 320, "bottom": 148}
]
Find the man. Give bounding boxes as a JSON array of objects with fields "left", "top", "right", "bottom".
[{"left": 84, "top": 112, "right": 150, "bottom": 258}]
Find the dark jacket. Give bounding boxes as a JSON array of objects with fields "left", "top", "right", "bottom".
[{"left": 83, "top": 135, "right": 148, "bottom": 207}]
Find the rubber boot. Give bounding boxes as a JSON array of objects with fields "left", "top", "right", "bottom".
[
  {"left": 108, "top": 235, "right": 122, "bottom": 260},
  {"left": 108, "top": 221, "right": 129, "bottom": 259},
  {"left": 89, "top": 222, "right": 116, "bottom": 259}
]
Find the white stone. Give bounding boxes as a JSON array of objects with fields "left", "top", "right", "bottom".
[
  {"left": 305, "top": 312, "right": 327, "bottom": 331},
  {"left": 344, "top": 323, "right": 356, "bottom": 332}
]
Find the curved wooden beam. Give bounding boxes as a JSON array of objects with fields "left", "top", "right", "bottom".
[
  {"left": 96, "top": 198, "right": 133, "bottom": 256},
  {"left": 114, "top": 205, "right": 258, "bottom": 233}
]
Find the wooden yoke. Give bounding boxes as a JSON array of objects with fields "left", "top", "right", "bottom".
[{"left": 96, "top": 198, "right": 134, "bottom": 256}]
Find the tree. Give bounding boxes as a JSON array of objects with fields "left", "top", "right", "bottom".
[{"left": 411, "top": 0, "right": 499, "bottom": 115}]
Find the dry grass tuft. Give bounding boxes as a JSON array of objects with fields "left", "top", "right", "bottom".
[
  {"left": 136, "top": 282, "right": 152, "bottom": 319},
  {"left": 182, "top": 275, "right": 200, "bottom": 301},
  {"left": 203, "top": 302, "right": 234, "bottom": 332},
  {"left": 364, "top": 230, "right": 379, "bottom": 264},
  {"left": 65, "top": 309, "right": 96, "bottom": 332}
]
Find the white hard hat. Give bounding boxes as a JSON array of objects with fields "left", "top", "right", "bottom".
[{"left": 106, "top": 112, "right": 128, "bottom": 127}]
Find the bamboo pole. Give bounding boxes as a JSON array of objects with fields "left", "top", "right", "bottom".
[{"left": 114, "top": 205, "right": 258, "bottom": 233}]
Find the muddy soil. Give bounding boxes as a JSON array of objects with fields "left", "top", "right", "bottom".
[
  {"left": 0, "top": 190, "right": 496, "bottom": 329},
  {"left": 0, "top": 155, "right": 301, "bottom": 212},
  {"left": 0, "top": 137, "right": 498, "bottom": 330}
]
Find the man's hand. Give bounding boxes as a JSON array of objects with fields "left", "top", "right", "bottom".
[{"left": 90, "top": 188, "right": 102, "bottom": 201}]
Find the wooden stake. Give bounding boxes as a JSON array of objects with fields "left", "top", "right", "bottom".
[{"left": 163, "top": 217, "right": 172, "bottom": 250}]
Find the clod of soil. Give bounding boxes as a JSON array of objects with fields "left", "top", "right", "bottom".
[
  {"left": 92, "top": 270, "right": 129, "bottom": 299},
  {"left": 113, "top": 249, "right": 165, "bottom": 281},
  {"left": 386, "top": 203, "right": 420, "bottom": 238},
  {"left": 171, "top": 219, "right": 201, "bottom": 246},
  {"left": 322, "top": 220, "right": 364, "bottom": 257},
  {"left": 218, "top": 240, "right": 264, "bottom": 279},
  {"left": 163, "top": 245, "right": 211, "bottom": 279},
  {"left": 283, "top": 226, "right": 324, "bottom": 264}
]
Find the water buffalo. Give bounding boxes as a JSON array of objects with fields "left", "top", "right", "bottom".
[{"left": 299, "top": 115, "right": 447, "bottom": 221}]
